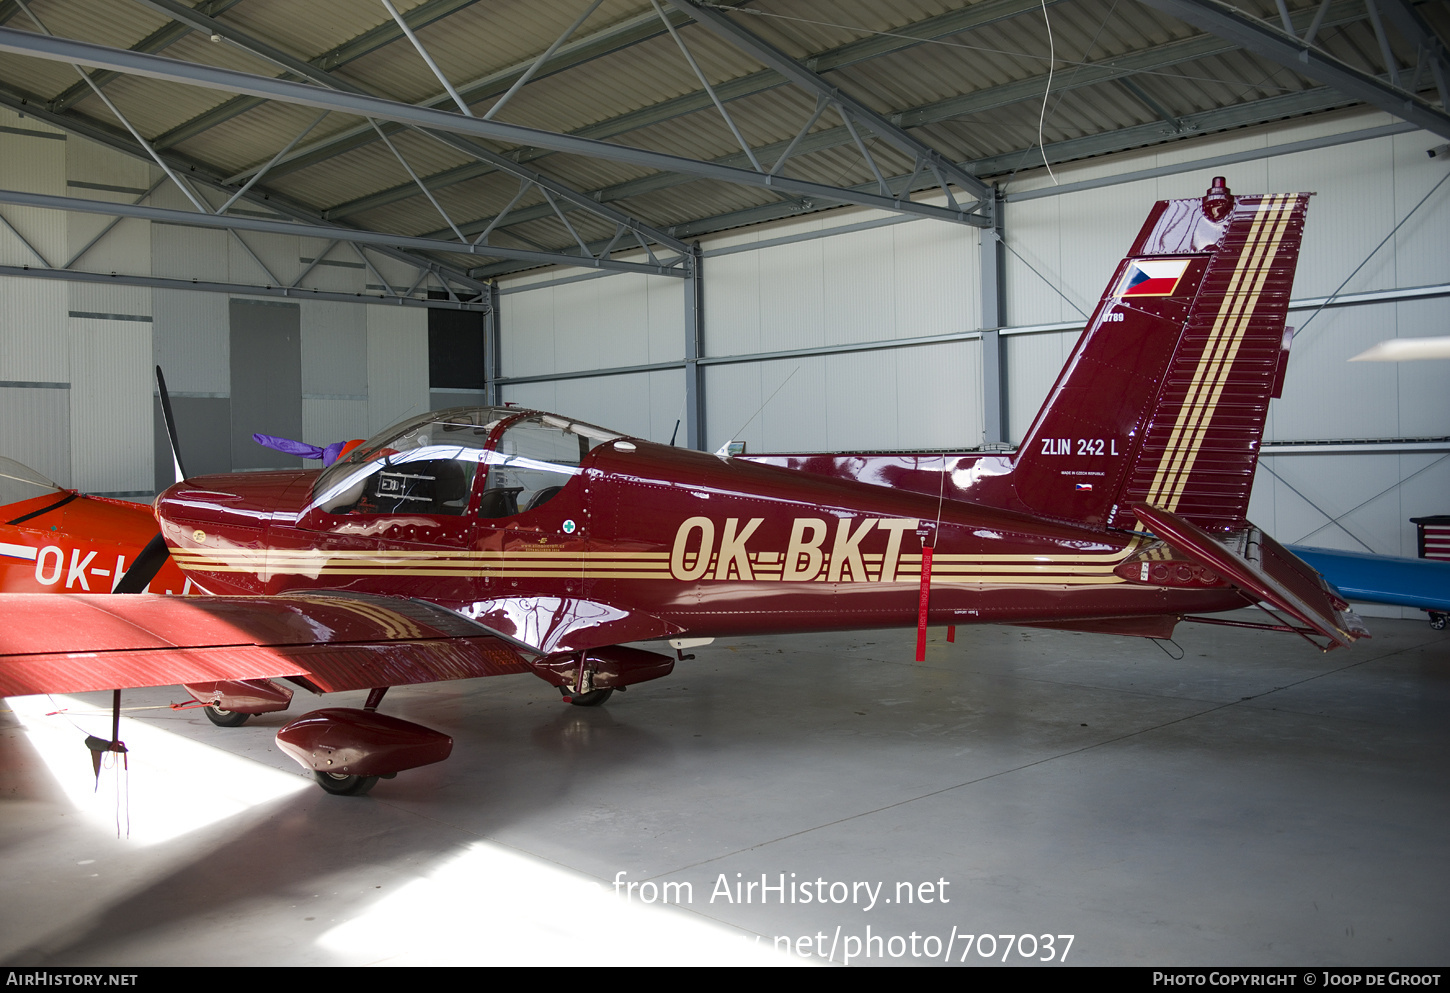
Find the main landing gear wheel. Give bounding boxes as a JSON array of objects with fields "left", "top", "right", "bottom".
[
  {"left": 203, "top": 704, "right": 250, "bottom": 727},
  {"left": 1431, "top": 612, "right": 1447, "bottom": 631},
  {"left": 313, "top": 771, "right": 379, "bottom": 796},
  {"left": 561, "top": 686, "right": 614, "bottom": 707}
]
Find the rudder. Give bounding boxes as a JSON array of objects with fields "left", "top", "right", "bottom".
[{"left": 1011, "top": 178, "right": 1309, "bottom": 533}]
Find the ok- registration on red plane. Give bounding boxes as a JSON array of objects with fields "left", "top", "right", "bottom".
[{"left": 0, "top": 179, "right": 1366, "bottom": 795}]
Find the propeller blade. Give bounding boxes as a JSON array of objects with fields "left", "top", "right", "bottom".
[
  {"left": 156, "top": 366, "right": 188, "bottom": 484},
  {"left": 114, "top": 531, "right": 171, "bottom": 594}
]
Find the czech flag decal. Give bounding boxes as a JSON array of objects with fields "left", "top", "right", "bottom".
[{"left": 1116, "top": 258, "right": 1190, "bottom": 298}]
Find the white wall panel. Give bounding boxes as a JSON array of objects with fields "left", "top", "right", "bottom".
[
  {"left": 502, "top": 273, "right": 685, "bottom": 379},
  {"left": 1055, "top": 180, "right": 1151, "bottom": 310},
  {"left": 1394, "top": 299, "right": 1450, "bottom": 438},
  {"left": 646, "top": 275, "right": 685, "bottom": 363},
  {"left": 567, "top": 274, "right": 649, "bottom": 370},
  {"left": 67, "top": 279, "right": 150, "bottom": 321},
  {"left": 757, "top": 241, "right": 825, "bottom": 353},
  {"left": 708, "top": 358, "right": 831, "bottom": 454},
  {"left": 824, "top": 349, "right": 897, "bottom": 448},
  {"left": 302, "top": 397, "right": 369, "bottom": 448},
  {"left": 1005, "top": 330, "right": 1073, "bottom": 445},
  {"left": 66, "top": 207, "right": 149, "bottom": 280},
  {"left": 500, "top": 285, "right": 555, "bottom": 377},
  {"left": 296, "top": 238, "right": 366, "bottom": 294},
  {"left": 1390, "top": 132, "right": 1450, "bottom": 289},
  {"left": 499, "top": 379, "right": 557, "bottom": 413},
  {"left": 153, "top": 221, "right": 228, "bottom": 283},
  {"left": 704, "top": 362, "right": 760, "bottom": 453},
  {"left": 502, "top": 370, "right": 684, "bottom": 445},
  {"left": 67, "top": 318, "right": 152, "bottom": 493},
  {"left": 0, "top": 387, "right": 71, "bottom": 487},
  {"left": 0, "top": 206, "right": 65, "bottom": 270},
  {"left": 229, "top": 230, "right": 298, "bottom": 287},
  {"left": 702, "top": 250, "right": 760, "bottom": 357},
  {"left": 1396, "top": 452, "right": 1450, "bottom": 550},
  {"left": 822, "top": 226, "right": 894, "bottom": 346},
  {"left": 1272, "top": 303, "right": 1400, "bottom": 442},
  {"left": 0, "top": 277, "right": 68, "bottom": 382},
  {"left": 365, "top": 304, "right": 428, "bottom": 434},
  {"left": 0, "top": 132, "right": 64, "bottom": 197},
  {"left": 1269, "top": 141, "right": 1397, "bottom": 299},
  {"left": 895, "top": 340, "right": 983, "bottom": 450},
  {"left": 152, "top": 289, "right": 228, "bottom": 394},
  {"left": 1003, "top": 196, "right": 1066, "bottom": 327},
  {"left": 891, "top": 219, "right": 976, "bottom": 339},
  {"left": 301, "top": 300, "right": 368, "bottom": 398}
]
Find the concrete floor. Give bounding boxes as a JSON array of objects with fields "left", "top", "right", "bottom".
[{"left": 2, "top": 612, "right": 1446, "bottom": 967}]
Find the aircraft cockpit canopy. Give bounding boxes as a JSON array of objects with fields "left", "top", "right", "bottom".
[
  {"left": 309, "top": 407, "right": 623, "bottom": 519},
  {"left": 0, "top": 457, "right": 65, "bottom": 508}
]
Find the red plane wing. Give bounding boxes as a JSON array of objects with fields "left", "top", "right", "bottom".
[
  {"left": 468, "top": 595, "right": 683, "bottom": 655},
  {"left": 0, "top": 591, "right": 529, "bottom": 697}
]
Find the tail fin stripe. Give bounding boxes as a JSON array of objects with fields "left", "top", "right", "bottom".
[
  {"left": 1164, "top": 196, "right": 1295, "bottom": 510},
  {"left": 1147, "top": 195, "right": 1289, "bottom": 508},
  {"left": 1147, "top": 195, "right": 1295, "bottom": 511},
  {"left": 1163, "top": 195, "right": 1295, "bottom": 511},
  {"left": 1142, "top": 200, "right": 1279, "bottom": 508}
]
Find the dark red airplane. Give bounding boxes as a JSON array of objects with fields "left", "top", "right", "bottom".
[{"left": 0, "top": 179, "right": 1365, "bottom": 795}]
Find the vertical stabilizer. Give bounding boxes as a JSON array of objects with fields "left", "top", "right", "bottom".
[{"left": 1011, "top": 179, "right": 1309, "bottom": 532}]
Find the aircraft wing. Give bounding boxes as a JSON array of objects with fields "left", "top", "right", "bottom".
[
  {"left": 468, "top": 595, "right": 683, "bottom": 655},
  {"left": 1285, "top": 545, "right": 1450, "bottom": 613},
  {"left": 0, "top": 591, "right": 529, "bottom": 697}
]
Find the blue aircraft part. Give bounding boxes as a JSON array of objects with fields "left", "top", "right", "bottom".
[{"left": 1287, "top": 545, "right": 1450, "bottom": 612}]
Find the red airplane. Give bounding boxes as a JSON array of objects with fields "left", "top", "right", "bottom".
[
  {"left": 0, "top": 456, "right": 190, "bottom": 596},
  {"left": 0, "top": 178, "right": 1366, "bottom": 796}
]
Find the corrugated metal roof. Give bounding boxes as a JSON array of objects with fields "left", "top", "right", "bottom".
[{"left": 0, "top": 0, "right": 1439, "bottom": 280}]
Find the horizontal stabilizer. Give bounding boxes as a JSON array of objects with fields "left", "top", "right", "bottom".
[
  {"left": 1286, "top": 545, "right": 1450, "bottom": 612},
  {"left": 1133, "top": 504, "right": 1368, "bottom": 648}
]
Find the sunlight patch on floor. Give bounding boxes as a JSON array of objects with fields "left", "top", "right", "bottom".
[
  {"left": 8, "top": 693, "right": 309, "bottom": 845},
  {"left": 318, "top": 840, "right": 802, "bottom": 966}
]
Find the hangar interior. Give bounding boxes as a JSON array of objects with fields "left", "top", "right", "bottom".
[{"left": 0, "top": 0, "right": 1446, "bottom": 966}]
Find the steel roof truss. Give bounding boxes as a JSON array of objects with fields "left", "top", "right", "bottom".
[
  {"left": 664, "top": 0, "right": 990, "bottom": 211},
  {"left": 369, "top": 118, "right": 467, "bottom": 243},
  {"left": 0, "top": 28, "right": 983, "bottom": 227},
  {"left": 652, "top": 0, "right": 762, "bottom": 173},
  {"left": 219, "top": 110, "right": 330, "bottom": 215},
  {"left": 322, "top": 0, "right": 1080, "bottom": 227},
  {"left": 19, "top": 0, "right": 211, "bottom": 214},
  {"left": 128, "top": 0, "right": 691, "bottom": 256},
  {"left": 474, "top": 178, "right": 534, "bottom": 247},
  {"left": 483, "top": 0, "right": 607, "bottom": 122},
  {"left": 1139, "top": 0, "right": 1450, "bottom": 139}
]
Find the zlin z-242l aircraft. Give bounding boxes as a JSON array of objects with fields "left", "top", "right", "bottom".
[{"left": 0, "top": 178, "right": 1366, "bottom": 796}]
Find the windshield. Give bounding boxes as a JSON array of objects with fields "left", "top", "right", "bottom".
[
  {"left": 0, "top": 457, "right": 65, "bottom": 508},
  {"left": 310, "top": 407, "right": 624, "bottom": 518}
]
